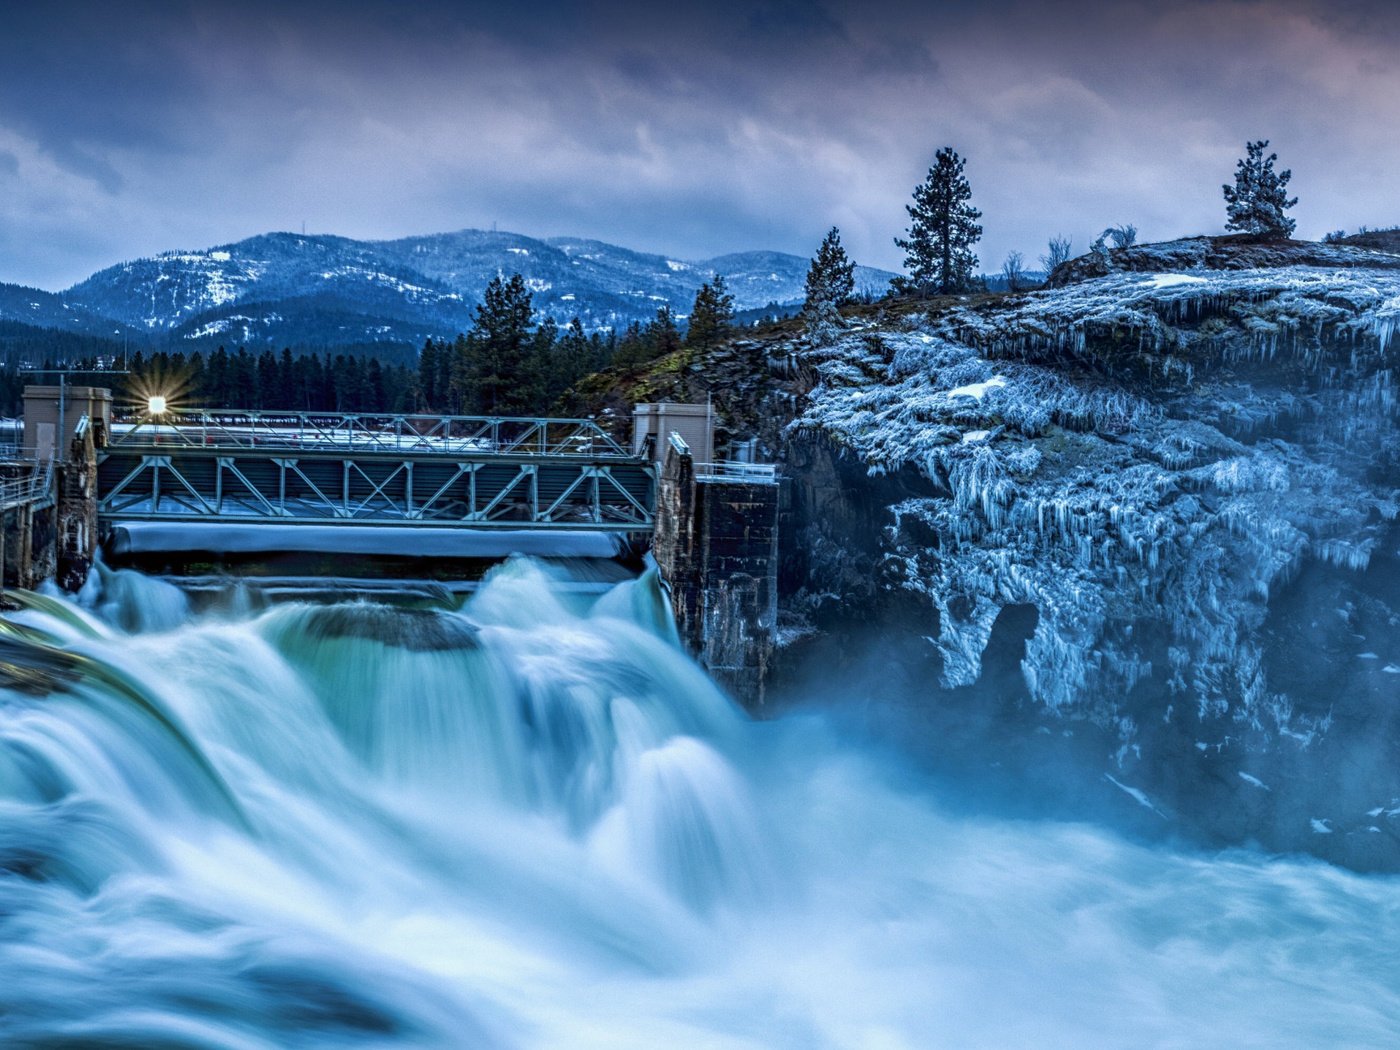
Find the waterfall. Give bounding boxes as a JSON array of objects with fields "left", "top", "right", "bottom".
[{"left": 0, "top": 558, "right": 1397, "bottom": 1048}]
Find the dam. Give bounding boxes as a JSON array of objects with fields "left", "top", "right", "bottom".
[{"left": 4, "top": 385, "right": 781, "bottom": 702}]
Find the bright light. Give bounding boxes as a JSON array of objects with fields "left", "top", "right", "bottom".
[{"left": 148, "top": 396, "right": 167, "bottom": 415}]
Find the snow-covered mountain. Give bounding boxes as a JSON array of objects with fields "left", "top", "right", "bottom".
[
  {"left": 0, "top": 229, "right": 897, "bottom": 351},
  {"left": 0, "top": 282, "right": 146, "bottom": 341}
]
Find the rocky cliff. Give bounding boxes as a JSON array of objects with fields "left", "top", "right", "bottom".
[{"left": 588, "top": 238, "right": 1400, "bottom": 868}]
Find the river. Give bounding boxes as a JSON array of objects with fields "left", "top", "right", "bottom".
[{"left": 0, "top": 560, "right": 1396, "bottom": 1048}]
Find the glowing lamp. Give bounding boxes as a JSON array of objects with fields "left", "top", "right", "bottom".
[{"left": 148, "top": 395, "right": 167, "bottom": 415}]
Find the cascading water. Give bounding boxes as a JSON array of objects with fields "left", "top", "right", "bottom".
[{"left": 1, "top": 559, "right": 1398, "bottom": 1048}]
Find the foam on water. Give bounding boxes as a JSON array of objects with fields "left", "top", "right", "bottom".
[{"left": 0, "top": 558, "right": 1397, "bottom": 1048}]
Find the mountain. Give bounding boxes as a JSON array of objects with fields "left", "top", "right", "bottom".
[
  {"left": 0, "top": 230, "right": 898, "bottom": 354},
  {"left": 0, "top": 282, "right": 146, "bottom": 342}
]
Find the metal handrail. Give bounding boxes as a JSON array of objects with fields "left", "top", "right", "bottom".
[
  {"left": 695, "top": 461, "right": 779, "bottom": 483},
  {"left": 107, "top": 409, "right": 631, "bottom": 458},
  {"left": 0, "top": 458, "right": 53, "bottom": 509}
]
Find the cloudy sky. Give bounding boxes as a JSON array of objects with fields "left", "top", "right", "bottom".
[{"left": 0, "top": 0, "right": 1396, "bottom": 289}]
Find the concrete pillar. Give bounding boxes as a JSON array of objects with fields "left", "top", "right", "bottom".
[{"left": 653, "top": 434, "right": 780, "bottom": 708}]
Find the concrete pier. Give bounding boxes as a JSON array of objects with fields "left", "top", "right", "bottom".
[
  {"left": 1, "top": 385, "right": 107, "bottom": 593},
  {"left": 653, "top": 434, "right": 779, "bottom": 707}
]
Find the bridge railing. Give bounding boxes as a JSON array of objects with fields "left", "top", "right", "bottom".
[
  {"left": 107, "top": 410, "right": 631, "bottom": 458},
  {"left": 695, "top": 461, "right": 779, "bottom": 485},
  {"left": 0, "top": 458, "right": 53, "bottom": 511}
]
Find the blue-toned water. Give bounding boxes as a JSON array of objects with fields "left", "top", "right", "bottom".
[{"left": 0, "top": 560, "right": 1397, "bottom": 1048}]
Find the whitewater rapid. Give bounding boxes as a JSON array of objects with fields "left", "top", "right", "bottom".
[{"left": 1, "top": 560, "right": 1397, "bottom": 1048}]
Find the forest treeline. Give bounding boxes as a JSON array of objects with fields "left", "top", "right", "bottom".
[{"left": 0, "top": 272, "right": 739, "bottom": 418}]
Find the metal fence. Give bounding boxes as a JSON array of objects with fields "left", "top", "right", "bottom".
[
  {"left": 0, "top": 459, "right": 53, "bottom": 511},
  {"left": 695, "top": 461, "right": 779, "bottom": 484},
  {"left": 107, "top": 410, "right": 630, "bottom": 458}
]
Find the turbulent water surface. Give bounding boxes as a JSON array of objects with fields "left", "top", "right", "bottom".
[{"left": 1, "top": 560, "right": 1398, "bottom": 1048}]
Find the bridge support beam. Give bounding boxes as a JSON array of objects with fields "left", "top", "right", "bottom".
[{"left": 652, "top": 435, "right": 779, "bottom": 709}]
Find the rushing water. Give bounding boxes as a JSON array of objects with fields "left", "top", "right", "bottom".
[{"left": 1, "top": 560, "right": 1398, "bottom": 1048}]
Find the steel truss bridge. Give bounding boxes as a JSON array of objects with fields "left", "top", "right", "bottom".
[{"left": 97, "top": 410, "right": 655, "bottom": 533}]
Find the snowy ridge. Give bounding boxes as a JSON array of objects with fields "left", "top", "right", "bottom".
[{"left": 6, "top": 229, "right": 899, "bottom": 349}]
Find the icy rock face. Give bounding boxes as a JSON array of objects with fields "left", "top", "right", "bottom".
[
  {"left": 792, "top": 267, "right": 1400, "bottom": 832},
  {"left": 1045, "top": 234, "right": 1400, "bottom": 287}
]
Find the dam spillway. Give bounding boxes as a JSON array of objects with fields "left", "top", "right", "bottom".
[
  {"left": 85, "top": 404, "right": 781, "bottom": 702},
  {"left": 101, "top": 520, "right": 643, "bottom": 601}
]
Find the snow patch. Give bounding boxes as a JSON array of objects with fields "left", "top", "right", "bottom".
[
  {"left": 1143, "top": 273, "right": 1208, "bottom": 290},
  {"left": 947, "top": 376, "right": 1006, "bottom": 401}
]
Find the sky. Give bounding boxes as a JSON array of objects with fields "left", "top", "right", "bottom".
[{"left": 0, "top": 0, "right": 1397, "bottom": 290}]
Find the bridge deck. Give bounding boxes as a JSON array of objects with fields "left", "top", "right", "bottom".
[{"left": 98, "top": 411, "right": 654, "bottom": 532}]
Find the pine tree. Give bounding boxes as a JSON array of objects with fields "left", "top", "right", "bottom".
[
  {"left": 447, "top": 334, "right": 470, "bottom": 413},
  {"left": 685, "top": 275, "right": 735, "bottom": 350},
  {"left": 648, "top": 305, "right": 683, "bottom": 359},
  {"left": 256, "top": 350, "right": 278, "bottom": 409},
  {"left": 187, "top": 352, "right": 206, "bottom": 406},
  {"left": 892, "top": 147, "right": 983, "bottom": 296},
  {"left": 456, "top": 273, "right": 534, "bottom": 416},
  {"left": 418, "top": 338, "right": 439, "bottom": 410},
  {"left": 1223, "top": 140, "right": 1297, "bottom": 239},
  {"left": 365, "top": 358, "right": 386, "bottom": 412},
  {"left": 437, "top": 342, "right": 453, "bottom": 411},
  {"left": 277, "top": 348, "right": 296, "bottom": 408},
  {"left": 613, "top": 321, "right": 648, "bottom": 370},
  {"left": 553, "top": 318, "right": 592, "bottom": 398},
  {"left": 231, "top": 349, "right": 257, "bottom": 408},
  {"left": 523, "top": 317, "right": 558, "bottom": 412},
  {"left": 588, "top": 331, "right": 611, "bottom": 373},
  {"left": 802, "top": 226, "right": 856, "bottom": 342}
]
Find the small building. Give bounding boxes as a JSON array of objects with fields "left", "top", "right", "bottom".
[
  {"left": 632, "top": 402, "right": 714, "bottom": 469},
  {"left": 23, "top": 386, "right": 112, "bottom": 463}
]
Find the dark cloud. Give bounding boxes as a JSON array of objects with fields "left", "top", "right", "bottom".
[
  {"left": 0, "top": 0, "right": 1396, "bottom": 289},
  {"left": 745, "top": 1, "right": 849, "bottom": 42}
]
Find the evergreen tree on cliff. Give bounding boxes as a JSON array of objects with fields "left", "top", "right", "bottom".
[
  {"left": 685, "top": 275, "right": 735, "bottom": 350},
  {"left": 802, "top": 227, "right": 856, "bottom": 342},
  {"left": 648, "top": 304, "right": 683, "bottom": 358},
  {"left": 893, "top": 147, "right": 982, "bottom": 296},
  {"left": 1222, "top": 140, "right": 1297, "bottom": 239},
  {"left": 418, "top": 338, "right": 440, "bottom": 411},
  {"left": 454, "top": 273, "right": 534, "bottom": 416},
  {"left": 551, "top": 318, "right": 592, "bottom": 399}
]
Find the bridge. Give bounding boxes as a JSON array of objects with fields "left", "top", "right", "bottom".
[
  {"left": 96, "top": 410, "right": 655, "bottom": 533},
  {"left": 11, "top": 388, "right": 777, "bottom": 707}
]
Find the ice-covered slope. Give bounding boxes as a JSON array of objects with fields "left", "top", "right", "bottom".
[{"left": 781, "top": 258, "right": 1400, "bottom": 866}]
